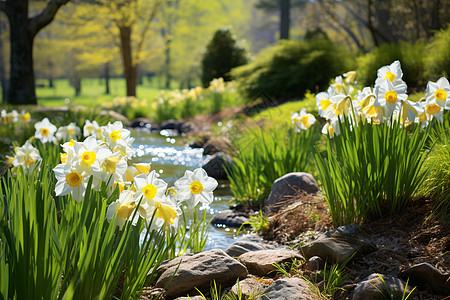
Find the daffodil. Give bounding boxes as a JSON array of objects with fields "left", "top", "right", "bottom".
[
  {"left": 316, "top": 86, "right": 335, "bottom": 117},
  {"left": 332, "top": 76, "right": 345, "bottom": 94},
  {"left": 133, "top": 170, "right": 168, "bottom": 205},
  {"left": 53, "top": 163, "right": 88, "bottom": 202},
  {"left": 34, "top": 118, "right": 57, "bottom": 144},
  {"left": 374, "top": 60, "right": 407, "bottom": 89},
  {"left": 100, "top": 151, "right": 128, "bottom": 183},
  {"left": 101, "top": 121, "right": 133, "bottom": 149},
  {"left": 12, "top": 141, "right": 42, "bottom": 170},
  {"left": 343, "top": 71, "right": 357, "bottom": 84},
  {"left": 106, "top": 190, "right": 138, "bottom": 229},
  {"left": 149, "top": 195, "right": 181, "bottom": 231},
  {"left": 321, "top": 120, "right": 340, "bottom": 138},
  {"left": 426, "top": 77, "right": 450, "bottom": 110},
  {"left": 125, "top": 163, "right": 151, "bottom": 182},
  {"left": 56, "top": 123, "right": 81, "bottom": 141},
  {"left": 291, "top": 109, "right": 316, "bottom": 132},
  {"left": 174, "top": 168, "right": 218, "bottom": 207},
  {"left": 375, "top": 80, "right": 407, "bottom": 119},
  {"left": 323, "top": 94, "right": 352, "bottom": 121}
]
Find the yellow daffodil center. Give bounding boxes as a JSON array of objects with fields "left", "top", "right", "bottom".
[
  {"left": 417, "top": 112, "right": 427, "bottom": 122},
  {"left": 333, "top": 83, "right": 344, "bottom": 94},
  {"left": 65, "top": 171, "right": 82, "bottom": 187},
  {"left": 320, "top": 99, "right": 332, "bottom": 111},
  {"left": 143, "top": 184, "right": 157, "bottom": 199},
  {"left": 109, "top": 130, "right": 121, "bottom": 141},
  {"left": 24, "top": 154, "right": 36, "bottom": 167},
  {"left": 102, "top": 156, "right": 121, "bottom": 173},
  {"left": 60, "top": 153, "right": 67, "bottom": 163},
  {"left": 68, "top": 139, "right": 75, "bottom": 147},
  {"left": 426, "top": 104, "right": 441, "bottom": 115},
  {"left": 190, "top": 181, "right": 204, "bottom": 194},
  {"left": 294, "top": 115, "right": 311, "bottom": 128},
  {"left": 155, "top": 202, "right": 177, "bottom": 224},
  {"left": 118, "top": 202, "right": 136, "bottom": 219},
  {"left": 435, "top": 89, "right": 447, "bottom": 101},
  {"left": 327, "top": 124, "right": 335, "bottom": 137},
  {"left": 22, "top": 113, "right": 31, "bottom": 123},
  {"left": 40, "top": 128, "right": 49, "bottom": 137},
  {"left": 68, "top": 128, "right": 75, "bottom": 135},
  {"left": 81, "top": 151, "right": 96, "bottom": 165},
  {"left": 114, "top": 182, "right": 125, "bottom": 192},
  {"left": 385, "top": 91, "right": 398, "bottom": 104},
  {"left": 384, "top": 71, "right": 396, "bottom": 82}
]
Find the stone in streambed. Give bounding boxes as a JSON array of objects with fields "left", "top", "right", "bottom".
[
  {"left": 352, "top": 273, "right": 418, "bottom": 300},
  {"left": 202, "top": 152, "right": 233, "bottom": 180},
  {"left": 300, "top": 224, "right": 376, "bottom": 264},
  {"left": 398, "top": 262, "right": 450, "bottom": 295},
  {"left": 155, "top": 249, "right": 248, "bottom": 298},
  {"left": 238, "top": 249, "right": 304, "bottom": 277},
  {"left": 211, "top": 209, "right": 249, "bottom": 228},
  {"left": 225, "top": 234, "right": 275, "bottom": 257},
  {"left": 260, "top": 277, "right": 318, "bottom": 300},
  {"left": 230, "top": 277, "right": 265, "bottom": 299}
]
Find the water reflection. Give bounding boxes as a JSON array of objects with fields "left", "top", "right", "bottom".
[{"left": 131, "top": 130, "right": 244, "bottom": 250}]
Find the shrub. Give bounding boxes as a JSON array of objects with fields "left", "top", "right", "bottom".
[
  {"left": 201, "top": 27, "right": 249, "bottom": 87},
  {"left": 231, "top": 39, "right": 352, "bottom": 102},
  {"left": 357, "top": 42, "right": 426, "bottom": 89},
  {"left": 426, "top": 26, "right": 450, "bottom": 80}
]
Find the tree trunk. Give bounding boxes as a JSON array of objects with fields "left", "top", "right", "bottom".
[
  {"left": 104, "top": 62, "right": 110, "bottom": 94},
  {"left": 5, "top": 1, "right": 37, "bottom": 105},
  {"left": 0, "top": 17, "right": 8, "bottom": 103},
  {"left": 119, "top": 25, "right": 136, "bottom": 97},
  {"left": 279, "top": 0, "right": 290, "bottom": 40},
  {"left": 164, "top": 35, "right": 171, "bottom": 89}
]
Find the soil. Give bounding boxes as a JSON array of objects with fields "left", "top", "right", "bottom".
[{"left": 262, "top": 193, "right": 450, "bottom": 299}]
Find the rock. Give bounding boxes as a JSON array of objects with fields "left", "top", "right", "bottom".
[
  {"left": 238, "top": 249, "right": 304, "bottom": 277},
  {"left": 174, "top": 296, "right": 204, "bottom": 300},
  {"left": 352, "top": 273, "right": 418, "bottom": 300},
  {"left": 129, "top": 117, "right": 152, "bottom": 129},
  {"left": 261, "top": 277, "right": 318, "bottom": 300},
  {"left": 265, "top": 172, "right": 319, "bottom": 209},
  {"left": 301, "top": 224, "right": 376, "bottom": 264},
  {"left": 211, "top": 210, "right": 249, "bottom": 228},
  {"left": 304, "top": 256, "right": 325, "bottom": 272},
  {"left": 399, "top": 262, "right": 450, "bottom": 295},
  {"left": 159, "top": 119, "right": 182, "bottom": 131},
  {"left": 225, "top": 234, "right": 274, "bottom": 257},
  {"left": 155, "top": 249, "right": 248, "bottom": 298},
  {"left": 202, "top": 152, "right": 233, "bottom": 180},
  {"left": 230, "top": 277, "right": 265, "bottom": 299}
]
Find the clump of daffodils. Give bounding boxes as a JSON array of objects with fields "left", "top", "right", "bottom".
[
  {"left": 291, "top": 108, "right": 316, "bottom": 132},
  {"left": 1, "top": 109, "right": 31, "bottom": 125},
  {"left": 8, "top": 141, "right": 42, "bottom": 172},
  {"left": 316, "top": 60, "right": 450, "bottom": 136},
  {"left": 49, "top": 119, "right": 218, "bottom": 231}
]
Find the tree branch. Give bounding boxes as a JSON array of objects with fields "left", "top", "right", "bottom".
[
  {"left": 28, "top": 0, "right": 71, "bottom": 37},
  {"left": 134, "top": 0, "right": 162, "bottom": 64}
]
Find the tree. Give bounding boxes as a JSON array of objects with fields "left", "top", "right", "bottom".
[{"left": 0, "top": 0, "right": 71, "bottom": 105}]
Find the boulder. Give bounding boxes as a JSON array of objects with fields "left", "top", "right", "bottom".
[
  {"left": 155, "top": 249, "right": 248, "bottom": 298},
  {"left": 129, "top": 117, "right": 152, "bottom": 129},
  {"left": 202, "top": 152, "right": 233, "bottom": 180},
  {"left": 301, "top": 224, "right": 376, "bottom": 264},
  {"left": 211, "top": 210, "right": 249, "bottom": 228},
  {"left": 174, "top": 296, "right": 204, "bottom": 300},
  {"left": 399, "top": 262, "right": 450, "bottom": 295},
  {"left": 265, "top": 172, "right": 319, "bottom": 209},
  {"left": 260, "top": 277, "right": 318, "bottom": 300},
  {"left": 238, "top": 249, "right": 304, "bottom": 277},
  {"left": 225, "top": 234, "right": 274, "bottom": 257},
  {"left": 230, "top": 277, "right": 265, "bottom": 299},
  {"left": 352, "top": 273, "right": 418, "bottom": 300}
]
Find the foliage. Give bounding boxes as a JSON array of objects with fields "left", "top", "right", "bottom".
[
  {"left": 227, "top": 124, "right": 320, "bottom": 204},
  {"left": 315, "top": 119, "right": 430, "bottom": 226},
  {"left": 238, "top": 210, "right": 269, "bottom": 234},
  {"left": 425, "top": 26, "right": 450, "bottom": 80},
  {"left": 231, "top": 39, "right": 352, "bottom": 102},
  {"left": 356, "top": 42, "right": 426, "bottom": 88},
  {"left": 201, "top": 27, "right": 249, "bottom": 87},
  {"left": 372, "top": 274, "right": 416, "bottom": 300},
  {"left": 303, "top": 260, "right": 348, "bottom": 298}
]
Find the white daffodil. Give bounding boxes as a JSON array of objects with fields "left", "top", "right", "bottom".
[
  {"left": 321, "top": 120, "right": 340, "bottom": 138},
  {"left": 344, "top": 71, "right": 357, "bottom": 84},
  {"left": 291, "top": 109, "right": 316, "bottom": 132},
  {"left": 398, "top": 99, "right": 424, "bottom": 124},
  {"left": 106, "top": 190, "right": 138, "bottom": 229},
  {"left": 35, "top": 118, "right": 57, "bottom": 144},
  {"left": 149, "top": 195, "right": 181, "bottom": 231},
  {"left": 174, "top": 168, "right": 218, "bottom": 208},
  {"left": 101, "top": 121, "right": 132, "bottom": 149},
  {"left": 56, "top": 123, "right": 81, "bottom": 142},
  {"left": 423, "top": 98, "right": 443, "bottom": 122},
  {"left": 316, "top": 86, "right": 335, "bottom": 118},
  {"left": 83, "top": 120, "right": 102, "bottom": 138},
  {"left": 53, "top": 163, "right": 88, "bottom": 202},
  {"left": 374, "top": 60, "right": 407, "bottom": 89},
  {"left": 100, "top": 151, "right": 128, "bottom": 184},
  {"left": 426, "top": 77, "right": 450, "bottom": 110},
  {"left": 112, "top": 139, "right": 135, "bottom": 159},
  {"left": 375, "top": 80, "right": 407, "bottom": 119},
  {"left": 60, "top": 139, "right": 77, "bottom": 164},
  {"left": 12, "top": 141, "right": 41, "bottom": 170},
  {"left": 125, "top": 163, "right": 151, "bottom": 182},
  {"left": 72, "top": 136, "right": 110, "bottom": 173},
  {"left": 323, "top": 94, "right": 352, "bottom": 121},
  {"left": 19, "top": 111, "right": 31, "bottom": 124},
  {"left": 134, "top": 170, "right": 167, "bottom": 205},
  {"left": 332, "top": 76, "right": 346, "bottom": 94}
]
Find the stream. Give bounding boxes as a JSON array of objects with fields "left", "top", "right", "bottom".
[{"left": 131, "top": 129, "right": 243, "bottom": 251}]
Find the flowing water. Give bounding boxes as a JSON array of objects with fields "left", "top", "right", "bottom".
[{"left": 131, "top": 129, "right": 243, "bottom": 250}]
